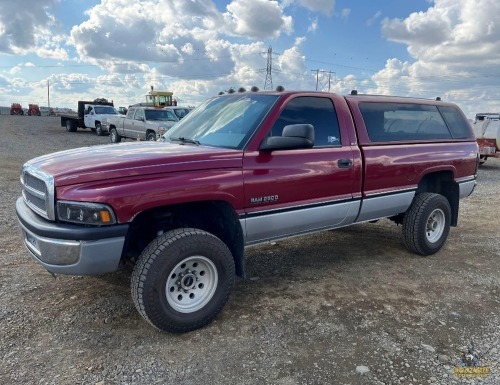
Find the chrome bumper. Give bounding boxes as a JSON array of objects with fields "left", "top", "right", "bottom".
[{"left": 16, "top": 197, "right": 128, "bottom": 275}]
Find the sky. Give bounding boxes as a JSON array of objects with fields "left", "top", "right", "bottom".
[{"left": 0, "top": 0, "right": 499, "bottom": 118}]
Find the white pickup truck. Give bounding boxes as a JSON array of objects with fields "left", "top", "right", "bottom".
[
  {"left": 108, "top": 106, "right": 179, "bottom": 142},
  {"left": 60, "top": 100, "right": 120, "bottom": 136}
]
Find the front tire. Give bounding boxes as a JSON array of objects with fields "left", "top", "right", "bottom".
[
  {"left": 402, "top": 193, "right": 451, "bottom": 256},
  {"left": 146, "top": 131, "right": 157, "bottom": 141},
  {"left": 110, "top": 128, "right": 121, "bottom": 143},
  {"left": 131, "top": 228, "right": 235, "bottom": 333},
  {"left": 95, "top": 122, "right": 103, "bottom": 136}
]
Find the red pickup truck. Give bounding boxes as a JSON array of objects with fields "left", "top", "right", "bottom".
[{"left": 16, "top": 90, "right": 478, "bottom": 333}]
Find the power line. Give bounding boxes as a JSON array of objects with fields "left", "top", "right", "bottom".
[{"left": 4, "top": 51, "right": 500, "bottom": 85}]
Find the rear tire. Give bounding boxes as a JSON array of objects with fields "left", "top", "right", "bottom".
[
  {"left": 131, "top": 228, "right": 235, "bottom": 333},
  {"left": 402, "top": 193, "right": 451, "bottom": 256},
  {"left": 110, "top": 128, "right": 121, "bottom": 143},
  {"left": 146, "top": 131, "right": 157, "bottom": 141},
  {"left": 65, "top": 120, "right": 76, "bottom": 132}
]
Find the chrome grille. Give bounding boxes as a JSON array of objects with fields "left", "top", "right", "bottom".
[
  {"left": 24, "top": 173, "right": 47, "bottom": 193},
  {"left": 21, "top": 165, "right": 55, "bottom": 220},
  {"left": 23, "top": 189, "right": 46, "bottom": 212}
]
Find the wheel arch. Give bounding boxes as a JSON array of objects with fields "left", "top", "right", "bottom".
[
  {"left": 146, "top": 129, "right": 157, "bottom": 140},
  {"left": 415, "top": 170, "right": 459, "bottom": 226},
  {"left": 125, "top": 200, "right": 245, "bottom": 277}
]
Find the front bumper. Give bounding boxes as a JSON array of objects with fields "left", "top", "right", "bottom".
[
  {"left": 101, "top": 122, "right": 111, "bottom": 133},
  {"left": 16, "top": 197, "right": 129, "bottom": 275}
]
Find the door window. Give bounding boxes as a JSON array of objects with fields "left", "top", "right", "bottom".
[
  {"left": 134, "top": 109, "right": 145, "bottom": 121},
  {"left": 269, "top": 97, "right": 341, "bottom": 147}
]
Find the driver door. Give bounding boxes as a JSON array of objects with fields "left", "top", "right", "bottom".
[
  {"left": 83, "top": 106, "right": 94, "bottom": 128},
  {"left": 242, "top": 95, "right": 360, "bottom": 244}
]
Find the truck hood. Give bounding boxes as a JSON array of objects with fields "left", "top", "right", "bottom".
[
  {"left": 144, "top": 120, "right": 176, "bottom": 130},
  {"left": 26, "top": 141, "right": 243, "bottom": 187}
]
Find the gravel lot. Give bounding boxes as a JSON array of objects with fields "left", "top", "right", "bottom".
[{"left": 1, "top": 115, "right": 499, "bottom": 385}]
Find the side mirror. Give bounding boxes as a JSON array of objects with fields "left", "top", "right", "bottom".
[{"left": 260, "top": 124, "right": 314, "bottom": 151}]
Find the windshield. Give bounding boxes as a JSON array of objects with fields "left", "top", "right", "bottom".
[
  {"left": 162, "top": 94, "right": 278, "bottom": 149},
  {"left": 145, "top": 109, "right": 176, "bottom": 121},
  {"left": 94, "top": 106, "right": 118, "bottom": 115}
]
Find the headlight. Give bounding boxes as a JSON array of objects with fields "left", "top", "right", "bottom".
[
  {"left": 156, "top": 126, "right": 167, "bottom": 138},
  {"left": 57, "top": 201, "right": 116, "bottom": 225}
]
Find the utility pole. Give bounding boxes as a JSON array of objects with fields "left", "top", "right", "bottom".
[
  {"left": 311, "top": 70, "right": 336, "bottom": 91},
  {"left": 312, "top": 69, "right": 319, "bottom": 91},
  {"left": 47, "top": 79, "right": 50, "bottom": 113}
]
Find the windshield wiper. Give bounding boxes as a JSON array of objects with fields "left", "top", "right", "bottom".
[{"left": 170, "top": 137, "right": 200, "bottom": 146}]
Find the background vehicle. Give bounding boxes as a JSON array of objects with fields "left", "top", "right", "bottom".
[
  {"left": 27, "top": 104, "right": 41, "bottom": 116},
  {"left": 130, "top": 87, "right": 178, "bottom": 108},
  {"left": 118, "top": 106, "right": 128, "bottom": 115},
  {"left": 10, "top": 103, "right": 23, "bottom": 115},
  {"left": 16, "top": 90, "right": 478, "bottom": 333},
  {"left": 163, "top": 106, "right": 192, "bottom": 120},
  {"left": 108, "top": 106, "right": 178, "bottom": 142},
  {"left": 59, "top": 99, "right": 119, "bottom": 136},
  {"left": 471, "top": 113, "right": 500, "bottom": 163}
]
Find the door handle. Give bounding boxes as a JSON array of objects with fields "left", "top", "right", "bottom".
[{"left": 337, "top": 159, "right": 352, "bottom": 168}]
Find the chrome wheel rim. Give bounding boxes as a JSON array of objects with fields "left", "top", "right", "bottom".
[
  {"left": 165, "top": 256, "right": 218, "bottom": 313},
  {"left": 425, "top": 208, "right": 445, "bottom": 243}
]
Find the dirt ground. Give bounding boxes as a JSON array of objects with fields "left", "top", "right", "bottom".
[{"left": 0, "top": 115, "right": 499, "bottom": 385}]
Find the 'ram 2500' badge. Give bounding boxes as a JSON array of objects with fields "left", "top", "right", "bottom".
[{"left": 250, "top": 195, "right": 279, "bottom": 204}]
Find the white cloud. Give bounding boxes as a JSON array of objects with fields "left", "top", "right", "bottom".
[
  {"left": 61, "top": 0, "right": 301, "bottom": 101},
  {"left": 368, "top": 58, "right": 412, "bottom": 95},
  {"left": 382, "top": 0, "right": 500, "bottom": 65},
  {"left": 367, "top": 11, "right": 382, "bottom": 27},
  {"left": 308, "top": 18, "right": 318, "bottom": 33},
  {"left": 36, "top": 47, "right": 69, "bottom": 61},
  {"left": 223, "top": 0, "right": 293, "bottom": 39},
  {"left": 330, "top": 74, "right": 357, "bottom": 94},
  {"left": 0, "top": 0, "right": 58, "bottom": 53},
  {"left": 9, "top": 65, "right": 22, "bottom": 75},
  {"left": 69, "top": 0, "right": 292, "bottom": 75},
  {"left": 381, "top": 8, "right": 451, "bottom": 47},
  {"left": 0, "top": 0, "right": 69, "bottom": 62},
  {"left": 182, "top": 43, "right": 195, "bottom": 55},
  {"left": 275, "top": 37, "right": 311, "bottom": 89},
  {"left": 372, "top": 0, "right": 500, "bottom": 117}
]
